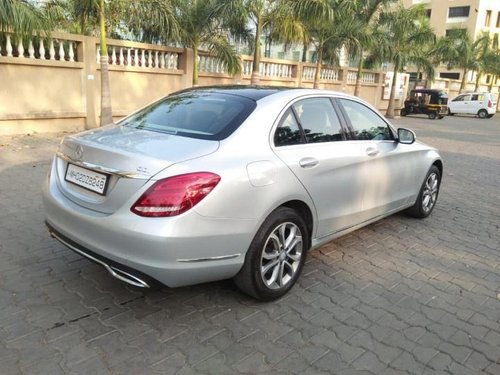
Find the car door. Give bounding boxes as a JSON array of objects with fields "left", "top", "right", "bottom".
[
  {"left": 335, "top": 98, "right": 420, "bottom": 222},
  {"left": 451, "top": 94, "right": 470, "bottom": 114},
  {"left": 272, "top": 97, "right": 366, "bottom": 238},
  {"left": 470, "top": 94, "right": 484, "bottom": 114}
]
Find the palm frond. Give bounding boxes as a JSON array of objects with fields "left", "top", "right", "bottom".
[
  {"left": 0, "top": 0, "right": 50, "bottom": 37},
  {"left": 206, "top": 34, "right": 242, "bottom": 75}
]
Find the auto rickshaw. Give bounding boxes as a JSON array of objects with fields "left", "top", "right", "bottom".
[{"left": 401, "top": 89, "right": 448, "bottom": 119}]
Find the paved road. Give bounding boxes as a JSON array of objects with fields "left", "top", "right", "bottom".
[{"left": 0, "top": 114, "right": 499, "bottom": 374}]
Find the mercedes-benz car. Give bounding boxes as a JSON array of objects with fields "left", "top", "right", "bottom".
[{"left": 43, "top": 86, "right": 442, "bottom": 301}]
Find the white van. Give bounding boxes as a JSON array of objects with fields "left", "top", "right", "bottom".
[{"left": 448, "top": 92, "right": 497, "bottom": 119}]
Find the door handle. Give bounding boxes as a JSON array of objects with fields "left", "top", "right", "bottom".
[
  {"left": 299, "top": 157, "right": 319, "bottom": 168},
  {"left": 366, "top": 147, "right": 379, "bottom": 157}
]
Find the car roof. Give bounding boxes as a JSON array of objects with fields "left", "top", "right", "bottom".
[
  {"left": 173, "top": 85, "right": 369, "bottom": 104},
  {"left": 173, "top": 85, "right": 298, "bottom": 101}
]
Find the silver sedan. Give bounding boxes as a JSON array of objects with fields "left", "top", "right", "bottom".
[{"left": 43, "top": 87, "right": 442, "bottom": 300}]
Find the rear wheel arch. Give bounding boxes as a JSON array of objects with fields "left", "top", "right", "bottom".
[
  {"left": 478, "top": 109, "right": 488, "bottom": 119},
  {"left": 280, "top": 200, "right": 314, "bottom": 249},
  {"left": 234, "top": 205, "right": 310, "bottom": 300}
]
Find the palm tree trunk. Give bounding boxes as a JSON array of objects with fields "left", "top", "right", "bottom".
[
  {"left": 251, "top": 16, "right": 262, "bottom": 85},
  {"left": 459, "top": 68, "right": 467, "bottom": 93},
  {"left": 99, "top": 0, "right": 112, "bottom": 126},
  {"left": 302, "top": 40, "right": 308, "bottom": 62},
  {"left": 313, "top": 46, "right": 323, "bottom": 89},
  {"left": 80, "top": 15, "right": 85, "bottom": 35},
  {"left": 192, "top": 45, "right": 199, "bottom": 86},
  {"left": 474, "top": 71, "right": 481, "bottom": 91},
  {"left": 354, "top": 53, "right": 363, "bottom": 97},
  {"left": 386, "top": 62, "right": 399, "bottom": 119}
]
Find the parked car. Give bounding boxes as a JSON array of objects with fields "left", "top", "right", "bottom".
[
  {"left": 43, "top": 87, "right": 443, "bottom": 301},
  {"left": 401, "top": 89, "right": 448, "bottom": 119},
  {"left": 447, "top": 92, "right": 496, "bottom": 119}
]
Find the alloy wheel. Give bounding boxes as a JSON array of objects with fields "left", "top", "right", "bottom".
[
  {"left": 422, "top": 172, "right": 439, "bottom": 213},
  {"left": 260, "top": 222, "right": 303, "bottom": 289}
]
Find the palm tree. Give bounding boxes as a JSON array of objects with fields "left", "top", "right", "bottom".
[
  {"left": 372, "top": 5, "right": 435, "bottom": 118},
  {"left": 174, "top": 0, "right": 242, "bottom": 86},
  {"left": 227, "top": 0, "right": 332, "bottom": 85},
  {"left": 98, "top": 0, "right": 112, "bottom": 125},
  {"left": 434, "top": 29, "right": 490, "bottom": 93},
  {"left": 125, "top": 0, "right": 178, "bottom": 44},
  {"left": 0, "top": 0, "right": 49, "bottom": 38},
  {"left": 341, "top": 0, "right": 397, "bottom": 97},
  {"left": 42, "top": 0, "right": 99, "bottom": 35},
  {"left": 481, "top": 49, "right": 500, "bottom": 92},
  {"left": 301, "top": 0, "right": 377, "bottom": 89}
]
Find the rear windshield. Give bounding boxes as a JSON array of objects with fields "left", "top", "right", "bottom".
[{"left": 120, "top": 92, "right": 256, "bottom": 140}]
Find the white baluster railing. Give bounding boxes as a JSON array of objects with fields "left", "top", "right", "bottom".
[
  {"left": 49, "top": 40, "right": 55, "bottom": 60},
  {"left": 68, "top": 42, "right": 74, "bottom": 62},
  {"left": 198, "top": 55, "right": 228, "bottom": 74},
  {"left": 0, "top": 34, "right": 80, "bottom": 61},
  {"left": 58, "top": 40, "right": 65, "bottom": 61},
  {"left": 243, "top": 60, "right": 253, "bottom": 75},
  {"left": 39, "top": 39, "right": 45, "bottom": 59},
  {"left": 6, "top": 34, "right": 13, "bottom": 57},
  {"left": 94, "top": 44, "right": 180, "bottom": 70},
  {"left": 362, "top": 72, "right": 376, "bottom": 84},
  {"left": 347, "top": 71, "right": 358, "bottom": 83},
  {"left": 28, "top": 40, "right": 35, "bottom": 59},
  {"left": 302, "top": 66, "right": 316, "bottom": 80},
  {"left": 140, "top": 49, "right": 146, "bottom": 67},
  {"left": 320, "top": 68, "right": 339, "bottom": 81},
  {"left": 111, "top": 47, "right": 116, "bottom": 65},
  {"left": 17, "top": 39, "right": 24, "bottom": 58}
]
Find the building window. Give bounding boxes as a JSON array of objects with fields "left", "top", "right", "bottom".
[
  {"left": 440, "top": 72, "right": 460, "bottom": 80},
  {"left": 485, "top": 10, "right": 492, "bottom": 27},
  {"left": 425, "top": 9, "right": 432, "bottom": 18},
  {"left": 497, "top": 12, "right": 500, "bottom": 28},
  {"left": 448, "top": 6, "right": 470, "bottom": 18},
  {"left": 493, "top": 33, "right": 499, "bottom": 50}
]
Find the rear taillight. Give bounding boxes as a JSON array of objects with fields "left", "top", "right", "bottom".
[
  {"left": 488, "top": 100, "right": 493, "bottom": 108},
  {"left": 131, "top": 172, "right": 221, "bottom": 217}
]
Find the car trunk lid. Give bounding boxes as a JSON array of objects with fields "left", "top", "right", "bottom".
[{"left": 55, "top": 125, "right": 219, "bottom": 214}]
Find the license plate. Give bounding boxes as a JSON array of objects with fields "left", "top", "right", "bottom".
[{"left": 65, "top": 163, "right": 109, "bottom": 195}]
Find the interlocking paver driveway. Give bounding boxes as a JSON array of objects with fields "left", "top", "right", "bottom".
[{"left": 0, "top": 114, "right": 499, "bottom": 374}]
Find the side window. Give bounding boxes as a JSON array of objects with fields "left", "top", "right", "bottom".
[
  {"left": 293, "top": 98, "right": 343, "bottom": 143},
  {"left": 453, "top": 95, "right": 465, "bottom": 102},
  {"left": 274, "top": 109, "right": 304, "bottom": 147},
  {"left": 338, "top": 99, "right": 394, "bottom": 141},
  {"left": 471, "top": 94, "right": 484, "bottom": 101}
]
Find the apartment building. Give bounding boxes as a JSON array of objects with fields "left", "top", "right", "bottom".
[{"left": 402, "top": 0, "right": 500, "bottom": 82}]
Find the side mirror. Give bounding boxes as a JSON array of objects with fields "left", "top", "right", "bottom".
[{"left": 398, "top": 128, "right": 416, "bottom": 144}]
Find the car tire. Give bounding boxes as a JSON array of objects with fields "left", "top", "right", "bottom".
[
  {"left": 406, "top": 165, "right": 441, "bottom": 219},
  {"left": 478, "top": 109, "right": 488, "bottom": 119},
  {"left": 233, "top": 207, "right": 309, "bottom": 301},
  {"left": 448, "top": 109, "right": 454, "bottom": 116},
  {"left": 428, "top": 112, "right": 437, "bottom": 120}
]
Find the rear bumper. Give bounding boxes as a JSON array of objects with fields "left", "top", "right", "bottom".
[
  {"left": 47, "top": 223, "right": 158, "bottom": 288},
  {"left": 42, "top": 173, "right": 255, "bottom": 288}
]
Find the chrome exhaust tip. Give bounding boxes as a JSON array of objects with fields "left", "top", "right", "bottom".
[{"left": 47, "top": 225, "right": 151, "bottom": 288}]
